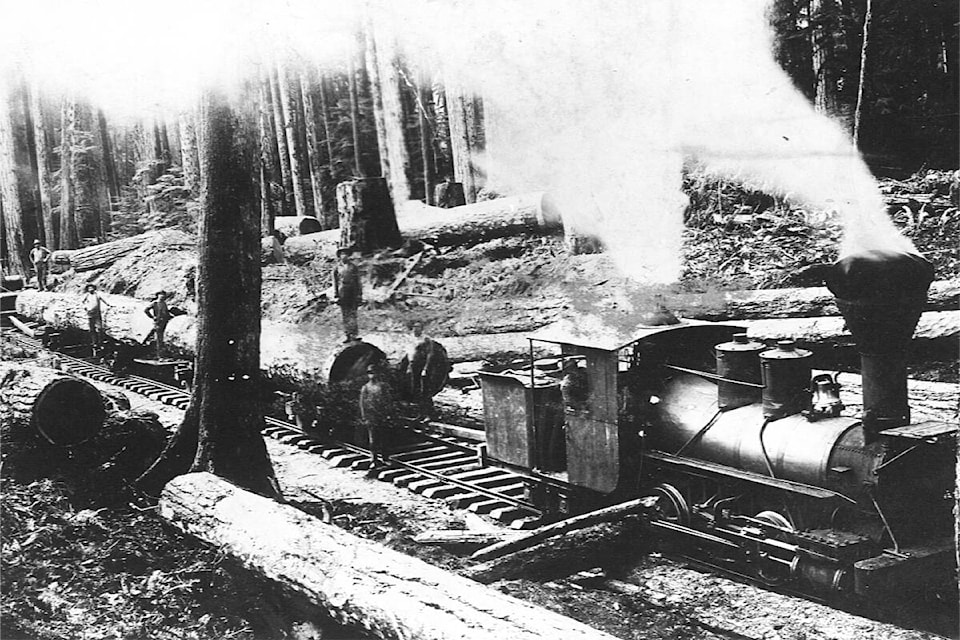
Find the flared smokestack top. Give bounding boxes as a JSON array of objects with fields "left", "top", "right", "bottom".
[
  {"left": 823, "top": 250, "right": 934, "bottom": 436},
  {"left": 824, "top": 251, "right": 934, "bottom": 355}
]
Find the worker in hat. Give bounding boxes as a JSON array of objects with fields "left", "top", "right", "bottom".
[
  {"left": 82, "top": 283, "right": 111, "bottom": 356},
  {"left": 29, "top": 239, "right": 51, "bottom": 291},
  {"left": 332, "top": 247, "right": 362, "bottom": 342},
  {"left": 359, "top": 362, "right": 394, "bottom": 468},
  {"left": 143, "top": 290, "right": 172, "bottom": 360}
]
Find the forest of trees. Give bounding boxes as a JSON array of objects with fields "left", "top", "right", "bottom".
[{"left": 0, "top": 0, "right": 956, "bottom": 276}]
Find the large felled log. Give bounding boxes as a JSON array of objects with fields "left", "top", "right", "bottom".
[
  {"left": 463, "top": 518, "right": 642, "bottom": 585},
  {"left": 56, "top": 229, "right": 195, "bottom": 272},
  {"left": 817, "top": 369, "right": 959, "bottom": 423},
  {"left": 14, "top": 291, "right": 385, "bottom": 389},
  {"left": 398, "top": 192, "right": 562, "bottom": 246},
  {"left": 742, "top": 310, "right": 959, "bottom": 344},
  {"left": 273, "top": 215, "right": 322, "bottom": 238},
  {"left": 669, "top": 279, "right": 959, "bottom": 321},
  {"left": 159, "top": 473, "right": 617, "bottom": 640},
  {"left": 16, "top": 290, "right": 165, "bottom": 344},
  {"left": 0, "top": 363, "right": 105, "bottom": 445},
  {"left": 282, "top": 191, "right": 565, "bottom": 264}
]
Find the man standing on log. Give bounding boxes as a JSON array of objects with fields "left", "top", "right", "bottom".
[
  {"left": 29, "top": 240, "right": 51, "bottom": 291},
  {"left": 359, "top": 363, "right": 394, "bottom": 468},
  {"left": 333, "top": 247, "right": 362, "bottom": 342},
  {"left": 143, "top": 291, "right": 171, "bottom": 360},
  {"left": 82, "top": 283, "right": 110, "bottom": 356}
]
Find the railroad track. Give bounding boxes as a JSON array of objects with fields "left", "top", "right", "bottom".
[{"left": 2, "top": 325, "right": 543, "bottom": 528}]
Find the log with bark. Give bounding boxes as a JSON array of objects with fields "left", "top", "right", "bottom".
[
  {"left": 463, "top": 518, "right": 643, "bottom": 585},
  {"left": 159, "top": 472, "right": 618, "bottom": 640},
  {"left": 413, "top": 529, "right": 525, "bottom": 547},
  {"left": 471, "top": 497, "right": 654, "bottom": 562},
  {"left": 283, "top": 191, "right": 565, "bottom": 264},
  {"left": 273, "top": 215, "right": 322, "bottom": 238},
  {"left": 741, "top": 310, "right": 959, "bottom": 345},
  {"left": 0, "top": 362, "right": 105, "bottom": 445},
  {"left": 668, "top": 279, "right": 960, "bottom": 320},
  {"left": 54, "top": 229, "right": 196, "bottom": 272},
  {"left": 14, "top": 291, "right": 386, "bottom": 389}
]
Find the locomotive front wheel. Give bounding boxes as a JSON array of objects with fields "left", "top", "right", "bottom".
[{"left": 645, "top": 483, "right": 691, "bottom": 526}]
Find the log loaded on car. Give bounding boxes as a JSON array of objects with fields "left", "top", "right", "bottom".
[{"left": 476, "top": 250, "right": 956, "bottom": 604}]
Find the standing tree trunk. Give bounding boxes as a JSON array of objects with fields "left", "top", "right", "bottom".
[
  {"left": 277, "top": 62, "right": 312, "bottom": 218},
  {"left": 179, "top": 110, "right": 201, "bottom": 198},
  {"left": 269, "top": 66, "right": 295, "bottom": 216},
  {"left": 97, "top": 109, "right": 121, "bottom": 204},
  {"left": 0, "top": 90, "right": 26, "bottom": 274},
  {"left": 852, "top": 0, "right": 873, "bottom": 148},
  {"left": 72, "top": 102, "right": 105, "bottom": 242},
  {"left": 29, "top": 84, "right": 56, "bottom": 248},
  {"left": 364, "top": 18, "right": 412, "bottom": 209},
  {"left": 347, "top": 44, "right": 365, "bottom": 178},
  {"left": 811, "top": 0, "right": 843, "bottom": 123},
  {"left": 418, "top": 83, "right": 434, "bottom": 205},
  {"left": 444, "top": 78, "right": 485, "bottom": 204},
  {"left": 58, "top": 96, "right": 80, "bottom": 251},
  {"left": 317, "top": 75, "right": 339, "bottom": 230},
  {"left": 138, "top": 88, "right": 281, "bottom": 500},
  {"left": 299, "top": 66, "right": 327, "bottom": 221},
  {"left": 258, "top": 78, "right": 278, "bottom": 236}
]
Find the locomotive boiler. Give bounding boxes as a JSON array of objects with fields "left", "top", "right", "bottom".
[{"left": 479, "top": 251, "right": 956, "bottom": 601}]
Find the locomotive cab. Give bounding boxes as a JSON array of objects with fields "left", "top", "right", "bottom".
[{"left": 479, "top": 318, "right": 741, "bottom": 512}]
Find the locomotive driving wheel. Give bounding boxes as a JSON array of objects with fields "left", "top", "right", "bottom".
[
  {"left": 752, "top": 510, "right": 797, "bottom": 586},
  {"left": 645, "top": 483, "right": 691, "bottom": 526}
]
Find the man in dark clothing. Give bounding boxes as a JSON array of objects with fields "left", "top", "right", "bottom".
[
  {"left": 143, "top": 291, "right": 172, "bottom": 360},
  {"left": 359, "top": 363, "right": 393, "bottom": 467},
  {"left": 406, "top": 321, "right": 444, "bottom": 421},
  {"left": 333, "top": 248, "right": 361, "bottom": 342}
]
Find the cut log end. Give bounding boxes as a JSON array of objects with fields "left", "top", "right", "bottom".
[{"left": 34, "top": 377, "right": 106, "bottom": 445}]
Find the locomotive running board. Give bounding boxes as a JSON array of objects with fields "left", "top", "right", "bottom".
[{"left": 644, "top": 451, "right": 856, "bottom": 504}]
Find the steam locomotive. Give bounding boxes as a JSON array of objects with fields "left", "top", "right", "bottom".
[{"left": 478, "top": 251, "right": 956, "bottom": 601}]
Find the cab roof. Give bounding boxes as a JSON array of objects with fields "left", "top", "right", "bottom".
[{"left": 527, "top": 317, "right": 745, "bottom": 352}]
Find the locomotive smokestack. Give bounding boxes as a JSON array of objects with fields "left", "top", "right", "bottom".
[{"left": 823, "top": 251, "right": 934, "bottom": 438}]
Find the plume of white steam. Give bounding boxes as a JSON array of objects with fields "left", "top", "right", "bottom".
[
  {"left": 1, "top": 0, "right": 917, "bottom": 281},
  {"left": 388, "top": 0, "right": 918, "bottom": 280}
]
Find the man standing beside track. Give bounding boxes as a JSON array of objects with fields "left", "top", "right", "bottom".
[
  {"left": 359, "top": 363, "right": 394, "bottom": 469},
  {"left": 143, "top": 290, "right": 172, "bottom": 360}
]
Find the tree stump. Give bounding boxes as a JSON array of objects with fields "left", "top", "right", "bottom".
[
  {"left": 434, "top": 180, "right": 466, "bottom": 208},
  {"left": 336, "top": 177, "right": 401, "bottom": 252}
]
